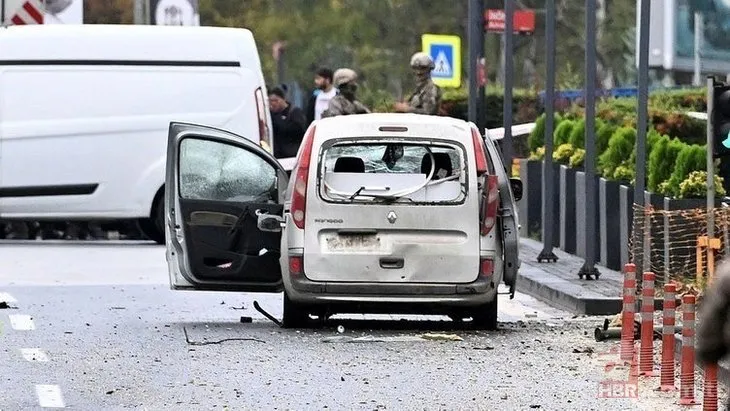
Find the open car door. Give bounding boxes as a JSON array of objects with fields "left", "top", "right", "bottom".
[
  {"left": 165, "top": 122, "right": 289, "bottom": 292},
  {"left": 481, "top": 131, "right": 521, "bottom": 299}
]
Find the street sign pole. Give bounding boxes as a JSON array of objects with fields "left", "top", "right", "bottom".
[
  {"left": 538, "top": 0, "right": 558, "bottom": 263},
  {"left": 579, "top": 0, "right": 600, "bottom": 280},
  {"left": 503, "top": 0, "right": 514, "bottom": 174},
  {"left": 708, "top": 76, "right": 715, "bottom": 241},
  {"left": 693, "top": 13, "right": 703, "bottom": 87},
  {"left": 468, "top": 0, "right": 480, "bottom": 126}
]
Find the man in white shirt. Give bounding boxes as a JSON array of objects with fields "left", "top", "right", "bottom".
[{"left": 306, "top": 67, "right": 338, "bottom": 126}]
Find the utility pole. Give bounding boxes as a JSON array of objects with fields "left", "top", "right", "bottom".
[
  {"left": 134, "top": 0, "right": 145, "bottom": 25},
  {"left": 693, "top": 13, "right": 703, "bottom": 87},
  {"left": 707, "top": 76, "right": 716, "bottom": 242},
  {"left": 538, "top": 0, "right": 558, "bottom": 263},
  {"left": 468, "top": 0, "right": 481, "bottom": 127},
  {"left": 502, "top": 0, "right": 514, "bottom": 173},
  {"left": 578, "top": 0, "right": 600, "bottom": 280}
]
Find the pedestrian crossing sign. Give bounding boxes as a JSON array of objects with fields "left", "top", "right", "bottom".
[{"left": 421, "top": 34, "right": 461, "bottom": 88}]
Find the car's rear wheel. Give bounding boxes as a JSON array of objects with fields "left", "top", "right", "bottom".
[
  {"left": 282, "top": 292, "right": 311, "bottom": 329},
  {"left": 470, "top": 297, "right": 498, "bottom": 330}
]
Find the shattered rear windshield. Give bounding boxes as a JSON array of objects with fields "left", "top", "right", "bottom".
[{"left": 318, "top": 141, "right": 466, "bottom": 204}]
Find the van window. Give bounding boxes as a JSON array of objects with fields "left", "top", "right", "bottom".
[{"left": 319, "top": 141, "right": 466, "bottom": 204}]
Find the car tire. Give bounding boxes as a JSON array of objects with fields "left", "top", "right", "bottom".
[
  {"left": 471, "top": 297, "right": 498, "bottom": 331},
  {"left": 282, "top": 292, "right": 310, "bottom": 329}
]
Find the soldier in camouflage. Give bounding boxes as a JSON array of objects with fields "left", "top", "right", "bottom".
[
  {"left": 394, "top": 52, "right": 442, "bottom": 115},
  {"left": 321, "top": 68, "right": 370, "bottom": 118}
]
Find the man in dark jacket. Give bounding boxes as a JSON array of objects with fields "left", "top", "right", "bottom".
[
  {"left": 268, "top": 85, "right": 307, "bottom": 159},
  {"left": 697, "top": 260, "right": 730, "bottom": 409}
]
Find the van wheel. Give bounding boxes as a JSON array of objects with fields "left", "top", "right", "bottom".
[
  {"left": 282, "top": 292, "right": 310, "bottom": 329},
  {"left": 471, "top": 297, "right": 498, "bottom": 331},
  {"left": 137, "top": 191, "right": 165, "bottom": 245}
]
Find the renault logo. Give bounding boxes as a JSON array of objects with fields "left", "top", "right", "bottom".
[{"left": 387, "top": 211, "right": 397, "bottom": 224}]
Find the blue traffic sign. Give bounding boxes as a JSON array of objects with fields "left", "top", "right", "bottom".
[{"left": 421, "top": 34, "right": 461, "bottom": 88}]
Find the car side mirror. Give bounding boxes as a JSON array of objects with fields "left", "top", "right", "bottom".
[
  {"left": 509, "top": 178, "right": 523, "bottom": 202},
  {"left": 257, "top": 213, "right": 285, "bottom": 232}
]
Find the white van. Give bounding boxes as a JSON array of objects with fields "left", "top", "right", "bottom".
[
  {"left": 0, "top": 24, "right": 288, "bottom": 243},
  {"left": 165, "top": 114, "right": 522, "bottom": 330}
]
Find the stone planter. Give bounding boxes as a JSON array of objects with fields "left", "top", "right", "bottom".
[
  {"left": 518, "top": 159, "right": 542, "bottom": 238},
  {"left": 599, "top": 178, "right": 622, "bottom": 270},
  {"left": 559, "top": 165, "right": 577, "bottom": 254},
  {"left": 539, "top": 162, "right": 562, "bottom": 247},
  {"left": 575, "top": 171, "right": 601, "bottom": 259}
]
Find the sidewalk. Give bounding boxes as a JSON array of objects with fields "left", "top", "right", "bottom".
[{"left": 517, "top": 238, "right": 623, "bottom": 316}]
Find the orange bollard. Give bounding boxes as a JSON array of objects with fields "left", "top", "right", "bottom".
[
  {"left": 660, "top": 283, "right": 677, "bottom": 391},
  {"left": 703, "top": 364, "right": 718, "bottom": 411},
  {"left": 621, "top": 263, "right": 637, "bottom": 363},
  {"left": 680, "top": 294, "right": 697, "bottom": 405},
  {"left": 640, "top": 272, "right": 656, "bottom": 376}
]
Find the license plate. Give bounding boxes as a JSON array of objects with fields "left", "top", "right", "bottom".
[{"left": 326, "top": 233, "right": 381, "bottom": 251}]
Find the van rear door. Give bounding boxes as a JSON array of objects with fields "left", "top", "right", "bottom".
[
  {"left": 303, "top": 138, "right": 480, "bottom": 284},
  {"left": 165, "top": 122, "right": 289, "bottom": 292}
]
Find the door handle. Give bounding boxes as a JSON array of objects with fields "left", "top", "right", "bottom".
[{"left": 379, "top": 257, "right": 404, "bottom": 269}]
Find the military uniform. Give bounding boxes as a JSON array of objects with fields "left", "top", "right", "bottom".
[
  {"left": 321, "top": 68, "right": 370, "bottom": 118},
  {"left": 321, "top": 94, "right": 370, "bottom": 118},
  {"left": 407, "top": 79, "right": 441, "bottom": 115}
]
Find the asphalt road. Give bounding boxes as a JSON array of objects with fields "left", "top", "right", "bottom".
[{"left": 0, "top": 241, "right": 688, "bottom": 410}]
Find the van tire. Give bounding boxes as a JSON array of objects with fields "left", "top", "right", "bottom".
[
  {"left": 138, "top": 188, "right": 165, "bottom": 245},
  {"left": 471, "top": 297, "right": 498, "bottom": 331},
  {"left": 282, "top": 292, "right": 310, "bottom": 329}
]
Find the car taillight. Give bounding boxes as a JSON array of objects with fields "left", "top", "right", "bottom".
[
  {"left": 471, "top": 127, "right": 488, "bottom": 175},
  {"left": 289, "top": 256, "right": 303, "bottom": 276},
  {"left": 479, "top": 258, "right": 494, "bottom": 278},
  {"left": 254, "top": 87, "right": 271, "bottom": 152},
  {"left": 291, "top": 125, "right": 316, "bottom": 229},
  {"left": 480, "top": 175, "right": 499, "bottom": 236}
]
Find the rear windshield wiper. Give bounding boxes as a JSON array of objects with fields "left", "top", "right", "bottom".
[{"left": 348, "top": 186, "right": 391, "bottom": 201}]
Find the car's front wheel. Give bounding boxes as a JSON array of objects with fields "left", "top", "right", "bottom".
[
  {"left": 282, "top": 292, "right": 311, "bottom": 329},
  {"left": 470, "top": 297, "right": 499, "bottom": 330}
]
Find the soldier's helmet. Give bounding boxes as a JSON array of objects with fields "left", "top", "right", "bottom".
[
  {"left": 410, "top": 52, "right": 434, "bottom": 70},
  {"left": 333, "top": 68, "right": 358, "bottom": 87}
]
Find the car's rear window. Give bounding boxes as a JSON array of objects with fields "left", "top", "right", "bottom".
[{"left": 318, "top": 141, "right": 467, "bottom": 204}]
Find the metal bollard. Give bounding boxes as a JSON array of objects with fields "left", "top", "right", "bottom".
[
  {"left": 660, "top": 282, "right": 677, "bottom": 390},
  {"left": 640, "top": 272, "right": 656, "bottom": 376},
  {"left": 680, "top": 294, "right": 697, "bottom": 405},
  {"left": 621, "top": 263, "right": 637, "bottom": 362},
  {"left": 703, "top": 363, "right": 718, "bottom": 411}
]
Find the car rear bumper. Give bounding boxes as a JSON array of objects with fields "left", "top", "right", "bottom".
[{"left": 285, "top": 274, "right": 497, "bottom": 306}]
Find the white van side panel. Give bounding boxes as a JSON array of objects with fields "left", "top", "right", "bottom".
[{"left": 0, "top": 66, "right": 261, "bottom": 219}]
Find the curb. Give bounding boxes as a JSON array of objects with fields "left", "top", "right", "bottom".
[
  {"left": 673, "top": 333, "right": 730, "bottom": 388},
  {"left": 516, "top": 267, "right": 622, "bottom": 316}
]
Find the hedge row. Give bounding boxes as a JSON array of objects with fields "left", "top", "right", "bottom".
[{"left": 528, "top": 114, "right": 724, "bottom": 199}]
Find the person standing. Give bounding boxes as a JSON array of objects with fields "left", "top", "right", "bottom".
[
  {"left": 393, "top": 52, "right": 442, "bottom": 115},
  {"left": 697, "top": 260, "right": 730, "bottom": 410},
  {"left": 321, "top": 68, "right": 370, "bottom": 118},
  {"left": 268, "top": 85, "right": 307, "bottom": 159},
  {"left": 306, "top": 67, "right": 338, "bottom": 126}
]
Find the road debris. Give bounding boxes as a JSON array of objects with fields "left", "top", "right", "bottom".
[
  {"left": 253, "top": 300, "right": 282, "bottom": 327},
  {"left": 183, "top": 326, "right": 265, "bottom": 345},
  {"left": 421, "top": 333, "right": 463, "bottom": 342}
]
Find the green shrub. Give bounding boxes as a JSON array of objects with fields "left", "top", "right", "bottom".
[
  {"left": 613, "top": 164, "right": 635, "bottom": 182},
  {"left": 553, "top": 120, "right": 575, "bottom": 146},
  {"left": 568, "top": 118, "right": 585, "bottom": 149},
  {"left": 529, "top": 146, "right": 545, "bottom": 161},
  {"left": 569, "top": 148, "right": 585, "bottom": 168},
  {"left": 599, "top": 127, "right": 636, "bottom": 179},
  {"left": 553, "top": 143, "right": 575, "bottom": 165},
  {"left": 647, "top": 135, "right": 686, "bottom": 193},
  {"left": 665, "top": 144, "right": 707, "bottom": 197},
  {"left": 529, "top": 113, "right": 562, "bottom": 153},
  {"left": 678, "top": 171, "right": 726, "bottom": 199},
  {"left": 596, "top": 120, "right": 616, "bottom": 155}
]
